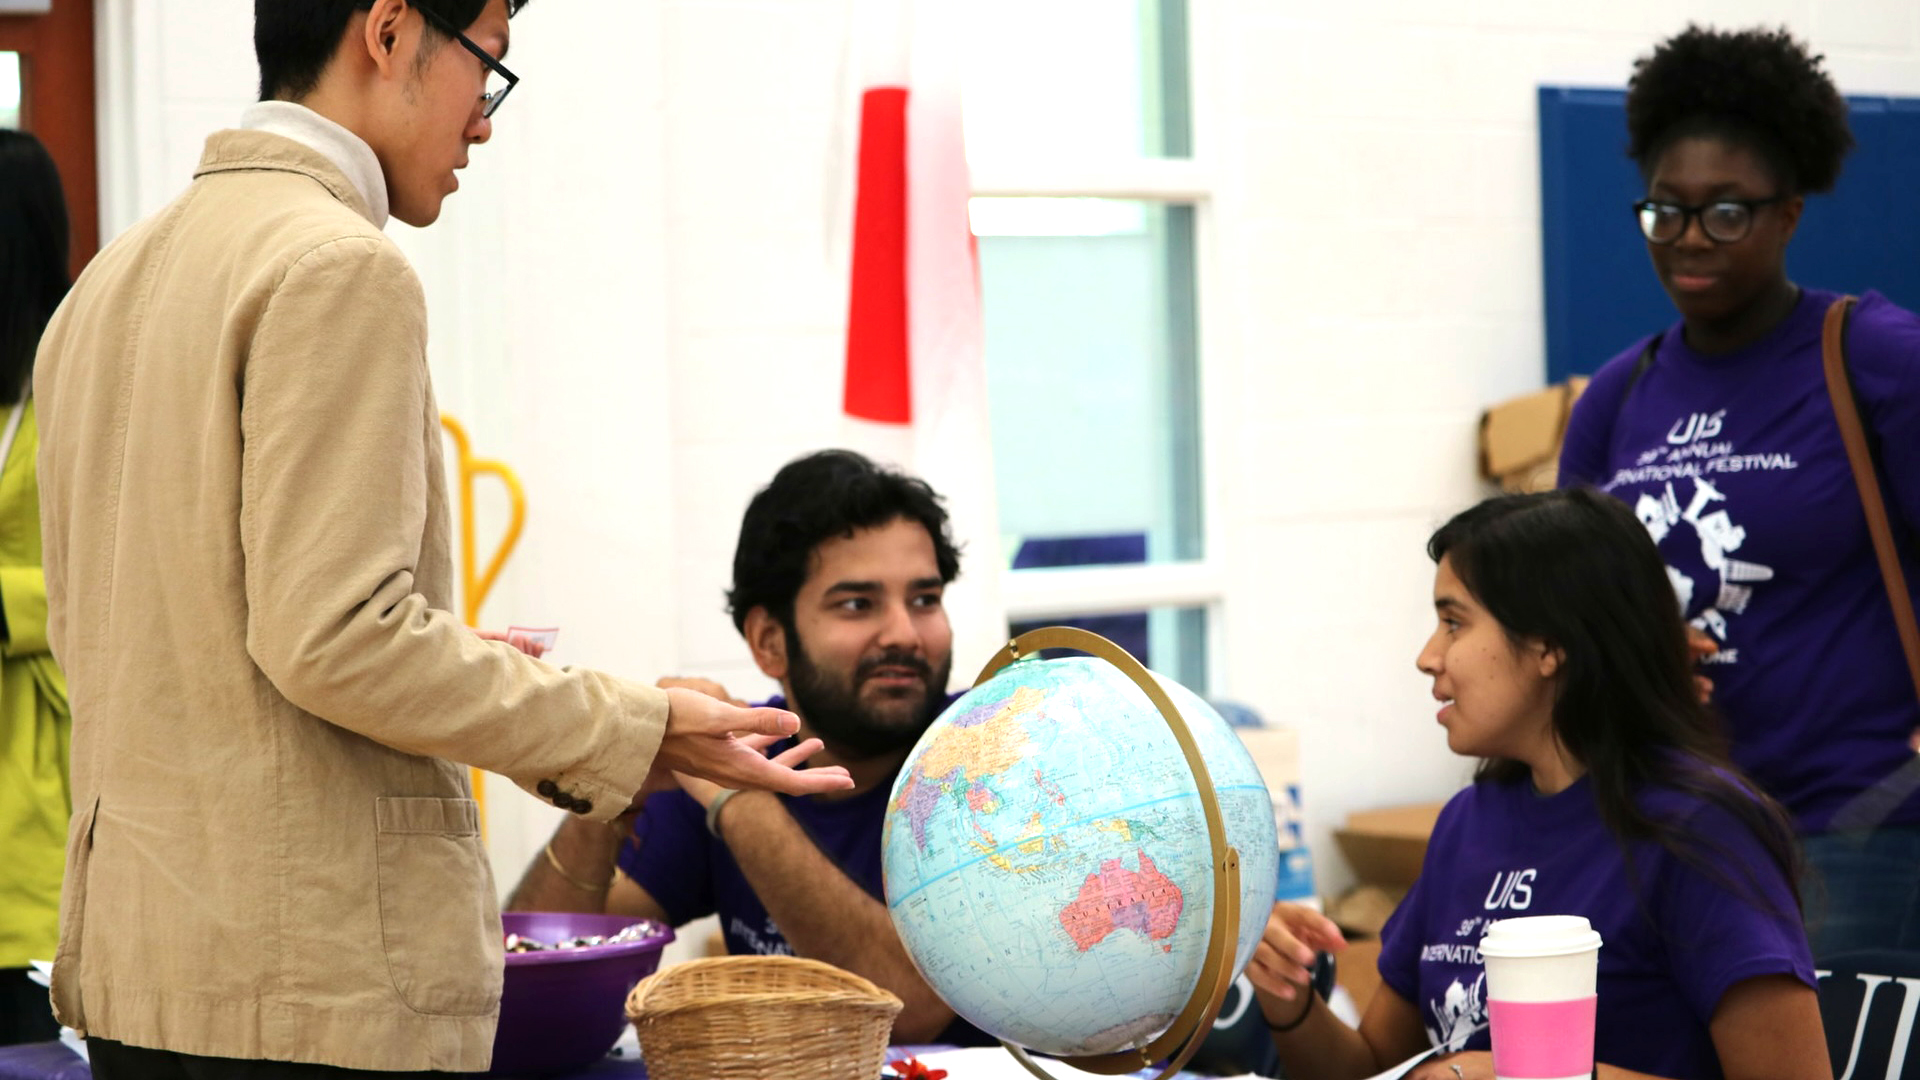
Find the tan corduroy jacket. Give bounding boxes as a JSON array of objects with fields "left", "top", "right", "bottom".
[{"left": 34, "top": 130, "right": 668, "bottom": 1072}]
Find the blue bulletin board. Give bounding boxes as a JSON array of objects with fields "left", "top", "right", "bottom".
[{"left": 1539, "top": 86, "right": 1920, "bottom": 384}]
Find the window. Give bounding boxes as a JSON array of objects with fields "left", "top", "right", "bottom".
[
  {"left": 959, "top": 0, "right": 1189, "bottom": 162},
  {"left": 977, "top": 199, "right": 1201, "bottom": 567},
  {"left": 1009, "top": 605, "right": 1210, "bottom": 696},
  {"left": 0, "top": 53, "right": 21, "bottom": 130},
  {"left": 965, "top": 0, "right": 1218, "bottom": 691}
]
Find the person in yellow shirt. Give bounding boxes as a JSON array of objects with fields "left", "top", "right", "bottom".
[{"left": 0, "top": 129, "right": 71, "bottom": 1045}]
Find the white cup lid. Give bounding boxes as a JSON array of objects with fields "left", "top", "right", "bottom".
[{"left": 1479, "top": 914, "right": 1603, "bottom": 958}]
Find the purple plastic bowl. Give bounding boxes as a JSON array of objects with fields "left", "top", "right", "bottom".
[{"left": 487, "top": 911, "right": 675, "bottom": 1077}]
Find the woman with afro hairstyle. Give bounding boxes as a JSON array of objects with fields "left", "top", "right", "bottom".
[{"left": 1559, "top": 24, "right": 1920, "bottom": 957}]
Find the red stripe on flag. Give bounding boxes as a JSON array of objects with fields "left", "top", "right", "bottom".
[{"left": 844, "top": 86, "right": 912, "bottom": 424}]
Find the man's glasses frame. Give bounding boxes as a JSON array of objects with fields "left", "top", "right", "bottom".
[
  {"left": 415, "top": 3, "right": 517, "bottom": 118},
  {"left": 1632, "top": 196, "right": 1786, "bottom": 245}
]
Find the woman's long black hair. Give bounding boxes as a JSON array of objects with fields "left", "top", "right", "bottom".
[
  {"left": 0, "top": 130, "right": 70, "bottom": 406},
  {"left": 1428, "top": 487, "right": 1801, "bottom": 912}
]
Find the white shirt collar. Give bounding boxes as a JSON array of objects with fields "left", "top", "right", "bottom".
[{"left": 240, "top": 101, "right": 390, "bottom": 229}]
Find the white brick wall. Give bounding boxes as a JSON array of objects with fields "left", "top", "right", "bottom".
[
  {"left": 1206, "top": 0, "right": 1920, "bottom": 894},
  {"left": 97, "top": 0, "right": 1920, "bottom": 899}
]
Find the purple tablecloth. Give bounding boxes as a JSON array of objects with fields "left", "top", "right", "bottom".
[
  {"left": 0, "top": 1043, "right": 88, "bottom": 1080},
  {"left": 0, "top": 1043, "right": 639, "bottom": 1080},
  {"left": 0, "top": 1044, "right": 927, "bottom": 1080},
  {"left": 0, "top": 1042, "right": 1217, "bottom": 1079}
]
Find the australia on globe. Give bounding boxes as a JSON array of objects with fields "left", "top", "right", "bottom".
[{"left": 882, "top": 652, "right": 1280, "bottom": 1058}]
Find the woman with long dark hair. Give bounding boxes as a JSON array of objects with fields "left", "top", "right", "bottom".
[
  {"left": 0, "top": 128, "right": 73, "bottom": 1046},
  {"left": 1559, "top": 24, "right": 1920, "bottom": 955},
  {"left": 1246, "top": 489, "right": 1825, "bottom": 1080}
]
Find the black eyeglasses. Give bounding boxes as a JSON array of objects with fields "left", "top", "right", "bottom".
[
  {"left": 416, "top": 4, "right": 518, "bottom": 118},
  {"left": 1633, "top": 196, "right": 1785, "bottom": 245}
]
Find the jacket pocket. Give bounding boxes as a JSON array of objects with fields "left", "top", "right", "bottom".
[
  {"left": 49, "top": 795, "right": 98, "bottom": 1032},
  {"left": 373, "top": 796, "right": 502, "bottom": 1017}
]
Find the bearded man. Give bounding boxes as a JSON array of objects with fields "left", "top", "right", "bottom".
[{"left": 509, "top": 450, "right": 987, "bottom": 1044}]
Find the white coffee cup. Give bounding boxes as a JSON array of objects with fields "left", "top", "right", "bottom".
[{"left": 1479, "top": 915, "right": 1603, "bottom": 1080}]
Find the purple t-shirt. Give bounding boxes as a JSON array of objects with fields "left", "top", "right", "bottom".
[
  {"left": 1378, "top": 773, "right": 1813, "bottom": 1079},
  {"left": 1559, "top": 288, "right": 1920, "bottom": 832},
  {"left": 616, "top": 693, "right": 990, "bottom": 1046}
]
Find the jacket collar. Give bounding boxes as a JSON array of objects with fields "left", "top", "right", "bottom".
[{"left": 196, "top": 110, "right": 389, "bottom": 229}]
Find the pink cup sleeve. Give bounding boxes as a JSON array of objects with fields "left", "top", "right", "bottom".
[{"left": 1489, "top": 996, "right": 1596, "bottom": 1078}]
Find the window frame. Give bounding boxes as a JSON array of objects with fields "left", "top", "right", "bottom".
[{"left": 971, "top": 0, "right": 1227, "bottom": 690}]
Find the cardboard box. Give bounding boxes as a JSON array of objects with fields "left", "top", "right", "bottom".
[
  {"left": 1479, "top": 377, "right": 1589, "bottom": 493},
  {"left": 1326, "top": 884, "right": 1405, "bottom": 937},
  {"left": 1333, "top": 802, "right": 1442, "bottom": 894},
  {"left": 1324, "top": 802, "right": 1444, "bottom": 1016},
  {"left": 1334, "top": 936, "right": 1384, "bottom": 1015},
  {"left": 1234, "top": 727, "right": 1317, "bottom": 902}
]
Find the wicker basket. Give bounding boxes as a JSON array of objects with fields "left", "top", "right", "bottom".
[{"left": 625, "top": 955, "right": 904, "bottom": 1080}]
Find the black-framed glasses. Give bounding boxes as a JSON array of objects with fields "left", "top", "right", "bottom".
[
  {"left": 416, "top": 4, "right": 518, "bottom": 118},
  {"left": 1633, "top": 196, "right": 1785, "bottom": 245}
]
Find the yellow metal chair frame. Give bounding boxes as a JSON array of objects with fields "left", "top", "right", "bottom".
[{"left": 441, "top": 413, "right": 527, "bottom": 834}]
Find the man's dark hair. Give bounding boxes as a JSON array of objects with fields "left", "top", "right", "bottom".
[
  {"left": 727, "top": 450, "right": 961, "bottom": 633},
  {"left": 1626, "top": 24, "right": 1853, "bottom": 194},
  {"left": 255, "top": 0, "right": 530, "bottom": 102},
  {"left": 0, "top": 130, "right": 69, "bottom": 408}
]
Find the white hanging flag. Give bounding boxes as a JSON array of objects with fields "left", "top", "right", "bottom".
[{"left": 837, "top": 0, "right": 1007, "bottom": 683}]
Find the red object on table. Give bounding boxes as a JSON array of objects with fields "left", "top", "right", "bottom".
[{"left": 885, "top": 1056, "right": 950, "bottom": 1080}]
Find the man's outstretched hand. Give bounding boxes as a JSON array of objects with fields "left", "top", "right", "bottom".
[{"left": 646, "top": 687, "right": 852, "bottom": 799}]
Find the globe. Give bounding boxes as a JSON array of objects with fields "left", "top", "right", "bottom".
[{"left": 882, "top": 641, "right": 1280, "bottom": 1062}]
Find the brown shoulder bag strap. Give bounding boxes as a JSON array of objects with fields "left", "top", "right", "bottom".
[
  {"left": 1822, "top": 295, "right": 1920, "bottom": 702},
  {"left": 1822, "top": 294, "right": 1920, "bottom": 835}
]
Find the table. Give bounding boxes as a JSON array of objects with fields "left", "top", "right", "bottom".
[
  {"left": 0, "top": 1043, "right": 87, "bottom": 1080},
  {"left": 0, "top": 1041, "right": 1226, "bottom": 1079}
]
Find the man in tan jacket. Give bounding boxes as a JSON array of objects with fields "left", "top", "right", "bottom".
[{"left": 31, "top": 2, "right": 850, "bottom": 1076}]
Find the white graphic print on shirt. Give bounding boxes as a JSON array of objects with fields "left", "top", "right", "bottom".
[
  {"left": 1413, "top": 867, "right": 1546, "bottom": 1050},
  {"left": 1606, "top": 411, "right": 1793, "bottom": 662},
  {"left": 1631, "top": 476, "right": 1775, "bottom": 649},
  {"left": 1427, "top": 972, "right": 1486, "bottom": 1051}
]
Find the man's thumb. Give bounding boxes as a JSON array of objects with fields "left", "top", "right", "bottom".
[{"left": 738, "top": 706, "right": 801, "bottom": 738}]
